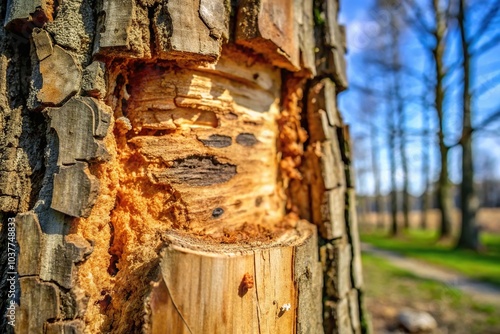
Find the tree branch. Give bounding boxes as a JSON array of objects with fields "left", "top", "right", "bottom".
[
  {"left": 471, "top": 71, "right": 500, "bottom": 97},
  {"left": 469, "top": 1, "right": 500, "bottom": 47},
  {"left": 471, "top": 32, "right": 500, "bottom": 57},
  {"left": 475, "top": 109, "right": 500, "bottom": 132},
  {"left": 401, "top": 0, "right": 434, "bottom": 35}
]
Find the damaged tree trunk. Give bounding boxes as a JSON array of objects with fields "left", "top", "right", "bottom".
[{"left": 0, "top": 0, "right": 367, "bottom": 333}]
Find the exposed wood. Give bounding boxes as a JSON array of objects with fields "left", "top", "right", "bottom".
[
  {"left": 294, "top": 228, "right": 323, "bottom": 333},
  {"left": 145, "top": 221, "right": 321, "bottom": 334},
  {"left": 120, "top": 57, "right": 284, "bottom": 232}
]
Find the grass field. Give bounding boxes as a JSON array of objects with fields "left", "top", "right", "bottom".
[
  {"left": 360, "top": 208, "right": 500, "bottom": 331},
  {"left": 360, "top": 229, "right": 500, "bottom": 287},
  {"left": 363, "top": 253, "right": 500, "bottom": 333}
]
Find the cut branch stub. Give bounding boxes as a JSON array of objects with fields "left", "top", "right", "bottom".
[
  {"left": 236, "top": 0, "right": 300, "bottom": 71},
  {"left": 145, "top": 221, "right": 322, "bottom": 334}
]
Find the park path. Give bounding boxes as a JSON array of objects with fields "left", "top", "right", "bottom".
[{"left": 361, "top": 243, "right": 500, "bottom": 307}]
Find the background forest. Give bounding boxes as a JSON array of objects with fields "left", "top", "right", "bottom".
[
  {"left": 339, "top": 0, "right": 500, "bottom": 332},
  {"left": 342, "top": 0, "right": 500, "bottom": 247}
]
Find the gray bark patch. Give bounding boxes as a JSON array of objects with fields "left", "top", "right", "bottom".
[
  {"left": 236, "top": 133, "right": 258, "bottom": 147},
  {"left": 198, "top": 135, "right": 232, "bottom": 148},
  {"left": 163, "top": 155, "right": 236, "bottom": 186}
]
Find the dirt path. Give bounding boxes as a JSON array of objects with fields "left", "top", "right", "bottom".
[{"left": 361, "top": 243, "right": 500, "bottom": 307}]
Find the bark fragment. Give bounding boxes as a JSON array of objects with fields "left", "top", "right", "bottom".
[
  {"left": 31, "top": 30, "right": 82, "bottom": 107},
  {"left": 51, "top": 162, "right": 99, "bottom": 218},
  {"left": 236, "top": 0, "right": 300, "bottom": 71},
  {"left": 4, "top": 0, "right": 54, "bottom": 36},
  {"left": 16, "top": 278, "right": 60, "bottom": 334}
]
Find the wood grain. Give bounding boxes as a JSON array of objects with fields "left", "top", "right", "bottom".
[{"left": 146, "top": 221, "right": 320, "bottom": 334}]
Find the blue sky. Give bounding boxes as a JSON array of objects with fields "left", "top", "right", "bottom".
[{"left": 337, "top": 0, "right": 500, "bottom": 196}]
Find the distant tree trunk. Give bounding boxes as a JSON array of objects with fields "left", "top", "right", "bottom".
[
  {"left": 398, "top": 103, "right": 410, "bottom": 230},
  {"left": 457, "top": 0, "right": 480, "bottom": 250},
  {"left": 432, "top": 0, "right": 454, "bottom": 239},
  {"left": 370, "top": 125, "right": 384, "bottom": 229},
  {"left": 420, "top": 109, "right": 431, "bottom": 230},
  {"left": 0, "top": 0, "right": 367, "bottom": 333},
  {"left": 387, "top": 9, "right": 401, "bottom": 237},
  {"left": 389, "top": 123, "right": 399, "bottom": 236}
]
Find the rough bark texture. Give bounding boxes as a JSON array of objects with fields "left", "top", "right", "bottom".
[{"left": 0, "top": 0, "right": 367, "bottom": 333}]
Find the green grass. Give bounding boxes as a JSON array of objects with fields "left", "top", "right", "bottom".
[
  {"left": 362, "top": 253, "right": 500, "bottom": 333},
  {"left": 361, "top": 229, "right": 500, "bottom": 287}
]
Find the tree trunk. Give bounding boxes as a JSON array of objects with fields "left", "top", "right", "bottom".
[
  {"left": 389, "top": 125, "right": 399, "bottom": 236},
  {"left": 0, "top": 0, "right": 366, "bottom": 333},
  {"left": 432, "top": 0, "right": 453, "bottom": 239},
  {"left": 370, "top": 125, "right": 384, "bottom": 229},
  {"left": 420, "top": 112, "right": 431, "bottom": 230},
  {"left": 456, "top": 0, "right": 480, "bottom": 251}
]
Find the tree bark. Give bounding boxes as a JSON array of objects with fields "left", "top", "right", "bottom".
[
  {"left": 420, "top": 110, "right": 431, "bottom": 230},
  {"left": 432, "top": 0, "right": 454, "bottom": 239},
  {"left": 456, "top": 0, "right": 480, "bottom": 250},
  {"left": 370, "top": 125, "right": 385, "bottom": 229},
  {"left": 0, "top": 0, "right": 367, "bottom": 333}
]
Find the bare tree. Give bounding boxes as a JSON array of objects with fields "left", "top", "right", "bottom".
[
  {"left": 456, "top": 0, "right": 500, "bottom": 250},
  {"left": 370, "top": 124, "right": 386, "bottom": 229},
  {"left": 402, "top": 0, "right": 454, "bottom": 238}
]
